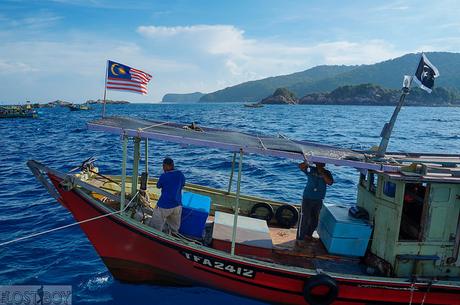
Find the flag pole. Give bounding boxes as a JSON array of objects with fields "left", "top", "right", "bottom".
[
  {"left": 375, "top": 83, "right": 410, "bottom": 158},
  {"left": 102, "top": 60, "right": 108, "bottom": 118}
]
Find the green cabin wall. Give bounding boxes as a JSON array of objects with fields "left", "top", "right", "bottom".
[{"left": 357, "top": 172, "right": 460, "bottom": 278}]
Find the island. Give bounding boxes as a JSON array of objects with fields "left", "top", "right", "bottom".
[
  {"left": 162, "top": 92, "right": 205, "bottom": 103},
  {"left": 86, "top": 99, "right": 130, "bottom": 104},
  {"left": 258, "top": 84, "right": 460, "bottom": 106},
  {"left": 259, "top": 88, "right": 298, "bottom": 104}
]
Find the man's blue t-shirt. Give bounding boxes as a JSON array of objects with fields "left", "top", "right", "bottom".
[
  {"left": 156, "top": 170, "right": 186, "bottom": 209},
  {"left": 302, "top": 167, "right": 332, "bottom": 200}
]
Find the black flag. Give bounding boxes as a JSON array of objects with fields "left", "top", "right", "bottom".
[{"left": 414, "top": 53, "right": 439, "bottom": 93}]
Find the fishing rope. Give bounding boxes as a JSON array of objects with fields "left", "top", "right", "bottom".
[
  {"left": 420, "top": 281, "right": 432, "bottom": 305},
  {"left": 0, "top": 192, "right": 139, "bottom": 247},
  {"left": 408, "top": 281, "right": 415, "bottom": 305},
  {"left": 137, "top": 121, "right": 169, "bottom": 131}
]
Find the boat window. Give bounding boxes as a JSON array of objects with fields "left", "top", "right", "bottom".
[
  {"left": 398, "top": 183, "right": 427, "bottom": 241},
  {"left": 359, "top": 173, "right": 367, "bottom": 187},
  {"left": 369, "top": 173, "right": 376, "bottom": 194},
  {"left": 383, "top": 181, "right": 396, "bottom": 198}
]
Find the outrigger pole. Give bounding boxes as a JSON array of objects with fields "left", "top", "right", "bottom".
[{"left": 376, "top": 76, "right": 412, "bottom": 157}]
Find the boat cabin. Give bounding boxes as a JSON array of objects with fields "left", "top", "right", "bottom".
[{"left": 357, "top": 163, "right": 460, "bottom": 278}]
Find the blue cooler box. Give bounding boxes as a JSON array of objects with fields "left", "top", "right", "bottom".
[
  {"left": 179, "top": 192, "right": 211, "bottom": 238},
  {"left": 317, "top": 204, "right": 372, "bottom": 257}
]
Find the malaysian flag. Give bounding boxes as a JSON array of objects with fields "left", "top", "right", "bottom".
[{"left": 106, "top": 60, "right": 152, "bottom": 95}]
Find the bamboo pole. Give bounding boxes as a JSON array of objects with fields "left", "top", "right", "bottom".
[{"left": 230, "top": 149, "right": 243, "bottom": 256}]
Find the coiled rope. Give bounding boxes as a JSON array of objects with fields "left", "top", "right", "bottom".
[{"left": 0, "top": 192, "right": 139, "bottom": 247}]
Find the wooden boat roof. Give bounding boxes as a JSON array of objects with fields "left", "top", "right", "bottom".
[{"left": 87, "top": 116, "right": 459, "bottom": 174}]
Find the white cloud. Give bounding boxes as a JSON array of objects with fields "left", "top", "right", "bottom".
[
  {"left": 0, "top": 60, "right": 38, "bottom": 73},
  {"left": 137, "top": 25, "right": 250, "bottom": 57},
  {"left": 137, "top": 24, "right": 404, "bottom": 83}
]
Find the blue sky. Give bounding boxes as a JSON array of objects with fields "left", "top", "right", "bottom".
[{"left": 0, "top": 0, "right": 459, "bottom": 103}]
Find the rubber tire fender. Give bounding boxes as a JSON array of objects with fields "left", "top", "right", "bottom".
[
  {"left": 274, "top": 204, "right": 299, "bottom": 228},
  {"left": 303, "top": 274, "right": 339, "bottom": 305},
  {"left": 250, "top": 202, "right": 274, "bottom": 221}
]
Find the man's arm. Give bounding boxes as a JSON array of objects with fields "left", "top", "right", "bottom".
[
  {"left": 181, "top": 172, "right": 186, "bottom": 188},
  {"left": 156, "top": 174, "right": 163, "bottom": 189},
  {"left": 319, "top": 169, "right": 334, "bottom": 185}
]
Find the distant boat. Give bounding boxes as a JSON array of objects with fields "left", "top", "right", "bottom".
[
  {"left": 244, "top": 103, "right": 264, "bottom": 108},
  {"left": 68, "top": 104, "right": 91, "bottom": 111},
  {"left": 0, "top": 105, "right": 37, "bottom": 119}
]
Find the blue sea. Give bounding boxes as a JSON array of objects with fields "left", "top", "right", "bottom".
[{"left": 1, "top": 103, "right": 459, "bottom": 304}]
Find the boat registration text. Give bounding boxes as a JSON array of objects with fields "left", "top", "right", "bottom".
[{"left": 181, "top": 251, "right": 256, "bottom": 278}]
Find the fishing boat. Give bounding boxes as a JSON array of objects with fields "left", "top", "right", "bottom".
[
  {"left": 26, "top": 112, "right": 460, "bottom": 305},
  {"left": 0, "top": 105, "right": 38, "bottom": 119},
  {"left": 68, "top": 103, "right": 91, "bottom": 111},
  {"left": 26, "top": 57, "right": 460, "bottom": 304},
  {"left": 244, "top": 103, "right": 264, "bottom": 108}
]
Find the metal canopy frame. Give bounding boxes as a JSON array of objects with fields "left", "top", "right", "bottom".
[{"left": 87, "top": 117, "right": 401, "bottom": 172}]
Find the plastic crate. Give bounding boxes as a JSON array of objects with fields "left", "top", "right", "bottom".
[{"left": 179, "top": 192, "right": 211, "bottom": 238}]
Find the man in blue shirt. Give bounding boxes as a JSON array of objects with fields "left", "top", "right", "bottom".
[
  {"left": 297, "top": 161, "right": 333, "bottom": 243},
  {"left": 151, "top": 157, "right": 185, "bottom": 234}
]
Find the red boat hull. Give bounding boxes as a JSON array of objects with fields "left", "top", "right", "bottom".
[{"left": 50, "top": 175, "right": 460, "bottom": 305}]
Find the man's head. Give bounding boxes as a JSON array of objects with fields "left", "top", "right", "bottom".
[{"left": 162, "top": 157, "right": 174, "bottom": 172}]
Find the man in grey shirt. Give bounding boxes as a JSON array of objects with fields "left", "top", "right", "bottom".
[{"left": 297, "top": 161, "right": 333, "bottom": 244}]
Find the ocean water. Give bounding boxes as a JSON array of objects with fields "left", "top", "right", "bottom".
[{"left": 0, "top": 103, "right": 459, "bottom": 304}]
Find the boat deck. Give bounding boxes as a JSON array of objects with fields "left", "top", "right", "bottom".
[
  {"left": 83, "top": 175, "right": 366, "bottom": 275},
  {"left": 269, "top": 227, "right": 363, "bottom": 274}
]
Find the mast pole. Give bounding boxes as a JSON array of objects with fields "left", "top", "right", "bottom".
[
  {"left": 376, "top": 77, "right": 411, "bottom": 157},
  {"left": 102, "top": 60, "right": 108, "bottom": 118},
  {"left": 120, "top": 135, "right": 128, "bottom": 212},
  {"left": 227, "top": 152, "right": 237, "bottom": 194},
  {"left": 230, "top": 149, "right": 243, "bottom": 256}
]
